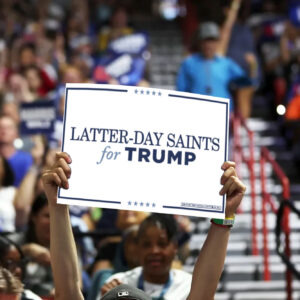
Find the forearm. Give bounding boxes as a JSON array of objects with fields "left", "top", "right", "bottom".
[
  {"left": 187, "top": 223, "right": 230, "bottom": 300},
  {"left": 49, "top": 204, "right": 83, "bottom": 300},
  {"left": 218, "top": 0, "right": 240, "bottom": 55},
  {"left": 14, "top": 167, "right": 39, "bottom": 228}
]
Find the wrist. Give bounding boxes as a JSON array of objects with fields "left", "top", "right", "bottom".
[
  {"left": 211, "top": 215, "right": 235, "bottom": 228},
  {"left": 48, "top": 199, "right": 68, "bottom": 210},
  {"left": 211, "top": 220, "right": 232, "bottom": 230}
]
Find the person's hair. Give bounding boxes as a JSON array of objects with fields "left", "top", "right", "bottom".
[
  {"left": 0, "top": 236, "right": 25, "bottom": 281},
  {"left": 0, "top": 236, "right": 12, "bottom": 260},
  {"left": 0, "top": 266, "right": 23, "bottom": 294},
  {"left": 21, "top": 64, "right": 40, "bottom": 77},
  {"left": 25, "top": 193, "right": 48, "bottom": 243},
  {"left": 137, "top": 214, "right": 178, "bottom": 242},
  {"left": 18, "top": 42, "right": 36, "bottom": 57},
  {"left": 0, "top": 236, "right": 24, "bottom": 262},
  {"left": 0, "top": 156, "right": 15, "bottom": 187}
]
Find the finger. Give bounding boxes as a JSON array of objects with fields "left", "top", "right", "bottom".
[
  {"left": 229, "top": 177, "right": 247, "bottom": 195},
  {"left": 227, "top": 178, "right": 241, "bottom": 196},
  {"left": 54, "top": 167, "right": 69, "bottom": 189},
  {"left": 221, "top": 161, "right": 236, "bottom": 171},
  {"left": 55, "top": 157, "right": 72, "bottom": 179},
  {"left": 219, "top": 176, "right": 235, "bottom": 195},
  {"left": 220, "top": 166, "right": 237, "bottom": 185},
  {"left": 55, "top": 152, "right": 72, "bottom": 164},
  {"left": 42, "top": 171, "right": 62, "bottom": 188},
  {"left": 110, "top": 279, "right": 122, "bottom": 288},
  {"left": 113, "top": 278, "right": 122, "bottom": 285},
  {"left": 101, "top": 284, "right": 109, "bottom": 295}
]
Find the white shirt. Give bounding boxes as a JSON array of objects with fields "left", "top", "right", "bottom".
[
  {"left": 98, "top": 266, "right": 192, "bottom": 300},
  {"left": 0, "top": 187, "right": 16, "bottom": 232}
]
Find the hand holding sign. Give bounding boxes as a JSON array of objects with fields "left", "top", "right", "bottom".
[
  {"left": 219, "top": 161, "right": 246, "bottom": 218},
  {"left": 43, "top": 151, "right": 244, "bottom": 218},
  {"left": 42, "top": 152, "right": 72, "bottom": 207}
]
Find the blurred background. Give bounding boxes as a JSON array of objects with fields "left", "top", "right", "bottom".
[{"left": 0, "top": 0, "right": 300, "bottom": 299}]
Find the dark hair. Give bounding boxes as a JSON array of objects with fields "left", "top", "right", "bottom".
[
  {"left": 137, "top": 214, "right": 178, "bottom": 242},
  {"left": 21, "top": 64, "right": 41, "bottom": 77},
  {"left": 19, "top": 42, "right": 36, "bottom": 57},
  {"left": 25, "top": 193, "right": 48, "bottom": 243},
  {"left": 0, "top": 156, "right": 15, "bottom": 187},
  {"left": 0, "top": 236, "right": 24, "bottom": 261},
  {"left": 0, "top": 236, "right": 26, "bottom": 281}
]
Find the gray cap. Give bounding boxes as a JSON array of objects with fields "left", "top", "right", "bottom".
[
  {"left": 197, "top": 22, "right": 220, "bottom": 40},
  {"left": 101, "top": 284, "right": 151, "bottom": 300}
]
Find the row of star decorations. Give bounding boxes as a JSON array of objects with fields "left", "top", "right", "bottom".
[
  {"left": 127, "top": 201, "right": 156, "bottom": 207},
  {"left": 134, "top": 89, "right": 162, "bottom": 96}
]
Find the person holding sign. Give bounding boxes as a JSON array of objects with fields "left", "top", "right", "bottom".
[{"left": 42, "top": 152, "right": 246, "bottom": 300}]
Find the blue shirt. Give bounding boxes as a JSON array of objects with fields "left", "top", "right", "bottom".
[
  {"left": 8, "top": 150, "right": 33, "bottom": 187},
  {"left": 176, "top": 54, "right": 246, "bottom": 110}
]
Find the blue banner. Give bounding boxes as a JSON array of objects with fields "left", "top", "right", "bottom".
[
  {"left": 20, "top": 100, "right": 56, "bottom": 135},
  {"left": 94, "top": 33, "right": 149, "bottom": 86}
]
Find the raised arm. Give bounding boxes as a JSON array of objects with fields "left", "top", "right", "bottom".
[
  {"left": 187, "top": 161, "right": 246, "bottom": 300},
  {"left": 217, "top": 0, "right": 241, "bottom": 56},
  {"left": 42, "top": 152, "right": 84, "bottom": 300}
]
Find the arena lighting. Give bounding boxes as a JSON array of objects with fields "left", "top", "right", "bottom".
[{"left": 276, "top": 104, "right": 286, "bottom": 116}]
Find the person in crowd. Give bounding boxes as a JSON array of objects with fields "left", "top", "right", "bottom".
[
  {"left": 284, "top": 94, "right": 300, "bottom": 172},
  {"left": 21, "top": 65, "right": 52, "bottom": 102},
  {"left": 98, "top": 6, "right": 134, "bottom": 53},
  {"left": 42, "top": 152, "right": 246, "bottom": 300},
  {"left": 0, "top": 266, "right": 23, "bottom": 300},
  {"left": 218, "top": 0, "right": 259, "bottom": 119},
  {"left": 10, "top": 194, "right": 54, "bottom": 296},
  {"left": 99, "top": 213, "right": 191, "bottom": 300},
  {"left": 0, "top": 155, "right": 17, "bottom": 232},
  {"left": 0, "top": 115, "right": 33, "bottom": 187},
  {"left": 176, "top": 21, "right": 249, "bottom": 113},
  {"left": 0, "top": 153, "right": 36, "bottom": 232},
  {"left": 0, "top": 236, "right": 42, "bottom": 300},
  {"left": 13, "top": 135, "right": 47, "bottom": 229},
  {"left": 279, "top": 4, "right": 300, "bottom": 106},
  {"left": 16, "top": 43, "right": 57, "bottom": 95},
  {"left": 87, "top": 223, "right": 141, "bottom": 300},
  {"left": 92, "top": 210, "right": 148, "bottom": 274}
]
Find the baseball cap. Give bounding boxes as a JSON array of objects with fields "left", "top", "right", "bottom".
[
  {"left": 197, "top": 22, "right": 220, "bottom": 40},
  {"left": 101, "top": 284, "right": 151, "bottom": 300}
]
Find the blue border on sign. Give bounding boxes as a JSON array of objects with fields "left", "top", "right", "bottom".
[
  {"left": 58, "top": 87, "right": 128, "bottom": 203},
  {"left": 59, "top": 196, "right": 121, "bottom": 205},
  {"left": 161, "top": 93, "right": 229, "bottom": 214}
]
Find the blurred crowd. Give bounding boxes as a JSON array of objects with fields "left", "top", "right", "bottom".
[{"left": 0, "top": 0, "right": 300, "bottom": 299}]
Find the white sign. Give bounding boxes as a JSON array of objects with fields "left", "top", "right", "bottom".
[{"left": 58, "top": 83, "right": 229, "bottom": 219}]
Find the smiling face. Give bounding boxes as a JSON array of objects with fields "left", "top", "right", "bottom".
[{"left": 138, "top": 225, "right": 177, "bottom": 284}]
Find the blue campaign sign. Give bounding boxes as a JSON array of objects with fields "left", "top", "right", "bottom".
[
  {"left": 95, "top": 53, "right": 146, "bottom": 86},
  {"left": 20, "top": 100, "right": 56, "bottom": 135},
  {"left": 107, "top": 32, "right": 149, "bottom": 56},
  {"left": 93, "top": 32, "right": 149, "bottom": 86}
]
